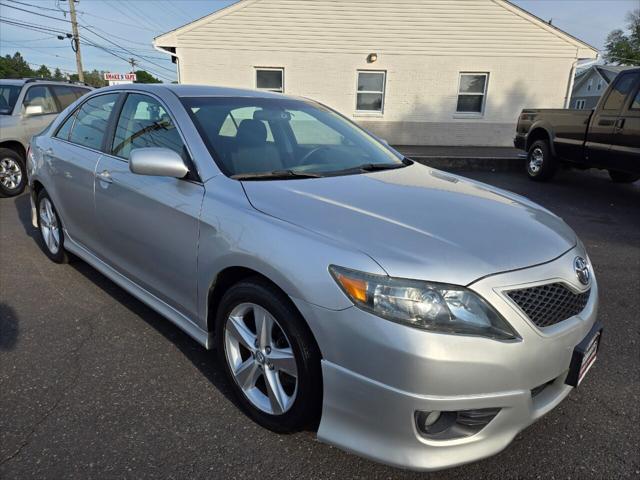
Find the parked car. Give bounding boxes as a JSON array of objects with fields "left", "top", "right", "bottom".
[
  {"left": 515, "top": 67, "right": 640, "bottom": 183},
  {"left": 0, "top": 78, "right": 92, "bottom": 197},
  {"left": 28, "top": 84, "right": 600, "bottom": 472}
]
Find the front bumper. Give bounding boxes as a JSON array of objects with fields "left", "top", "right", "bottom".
[{"left": 293, "top": 246, "right": 598, "bottom": 471}]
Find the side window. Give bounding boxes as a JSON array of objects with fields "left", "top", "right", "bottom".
[
  {"left": 456, "top": 73, "right": 489, "bottom": 114},
  {"left": 602, "top": 73, "right": 638, "bottom": 111},
  {"left": 22, "top": 86, "right": 58, "bottom": 115},
  {"left": 55, "top": 112, "right": 77, "bottom": 141},
  {"left": 356, "top": 71, "right": 386, "bottom": 112},
  {"left": 68, "top": 94, "right": 118, "bottom": 150},
  {"left": 256, "top": 68, "right": 284, "bottom": 93},
  {"left": 50, "top": 86, "right": 78, "bottom": 111},
  {"left": 112, "top": 93, "right": 186, "bottom": 160},
  {"left": 289, "top": 110, "right": 343, "bottom": 145}
]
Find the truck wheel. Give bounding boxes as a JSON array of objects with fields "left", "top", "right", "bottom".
[
  {"left": 0, "top": 148, "right": 27, "bottom": 197},
  {"left": 608, "top": 170, "right": 640, "bottom": 183},
  {"left": 526, "top": 140, "right": 557, "bottom": 181}
]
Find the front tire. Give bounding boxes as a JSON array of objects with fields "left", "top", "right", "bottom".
[
  {"left": 36, "top": 190, "right": 68, "bottom": 263},
  {"left": 0, "top": 148, "right": 27, "bottom": 197},
  {"left": 608, "top": 170, "right": 640, "bottom": 183},
  {"left": 215, "top": 277, "right": 322, "bottom": 433},
  {"left": 526, "top": 139, "right": 557, "bottom": 181}
]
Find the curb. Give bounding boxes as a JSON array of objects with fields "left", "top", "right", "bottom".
[{"left": 407, "top": 155, "right": 526, "bottom": 172}]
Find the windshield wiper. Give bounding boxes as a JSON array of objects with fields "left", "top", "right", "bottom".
[
  {"left": 231, "top": 169, "right": 325, "bottom": 181},
  {"left": 329, "top": 158, "right": 413, "bottom": 176}
]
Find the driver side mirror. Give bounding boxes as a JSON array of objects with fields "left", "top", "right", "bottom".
[
  {"left": 129, "top": 147, "right": 189, "bottom": 178},
  {"left": 24, "top": 104, "right": 44, "bottom": 116}
]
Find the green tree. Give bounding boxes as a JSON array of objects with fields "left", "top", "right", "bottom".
[
  {"left": 134, "top": 70, "right": 161, "bottom": 83},
  {"left": 604, "top": 9, "right": 640, "bottom": 65},
  {"left": 35, "top": 65, "right": 51, "bottom": 78},
  {"left": 0, "top": 52, "right": 34, "bottom": 78},
  {"left": 70, "top": 69, "right": 107, "bottom": 88},
  {"left": 53, "top": 68, "right": 65, "bottom": 80}
]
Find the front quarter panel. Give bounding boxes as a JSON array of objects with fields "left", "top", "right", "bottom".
[{"left": 197, "top": 176, "right": 386, "bottom": 328}]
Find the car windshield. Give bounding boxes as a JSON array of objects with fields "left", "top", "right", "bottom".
[
  {"left": 181, "top": 96, "right": 405, "bottom": 178},
  {"left": 0, "top": 85, "right": 21, "bottom": 115}
]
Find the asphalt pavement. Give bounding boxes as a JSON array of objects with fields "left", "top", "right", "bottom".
[{"left": 1, "top": 167, "right": 639, "bottom": 479}]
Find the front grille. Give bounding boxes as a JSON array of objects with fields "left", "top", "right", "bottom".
[{"left": 507, "top": 283, "right": 590, "bottom": 328}]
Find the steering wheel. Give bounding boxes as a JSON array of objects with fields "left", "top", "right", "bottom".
[{"left": 298, "top": 146, "right": 333, "bottom": 166}]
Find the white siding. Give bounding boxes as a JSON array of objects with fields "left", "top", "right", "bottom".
[
  {"left": 155, "top": 0, "right": 597, "bottom": 146},
  {"left": 163, "top": 0, "right": 590, "bottom": 58}
]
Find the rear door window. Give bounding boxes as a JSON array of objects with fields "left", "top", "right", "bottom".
[
  {"left": 55, "top": 112, "right": 77, "bottom": 141},
  {"left": 68, "top": 93, "right": 119, "bottom": 150},
  {"left": 50, "top": 86, "right": 79, "bottom": 111}
]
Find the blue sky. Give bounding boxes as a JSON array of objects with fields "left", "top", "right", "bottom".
[{"left": 0, "top": 0, "right": 636, "bottom": 82}]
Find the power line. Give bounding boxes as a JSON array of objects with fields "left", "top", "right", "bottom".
[
  {"left": 5, "top": 0, "right": 69, "bottom": 13},
  {"left": 0, "top": 19, "right": 172, "bottom": 81},
  {"left": 0, "top": 2, "right": 72, "bottom": 23}
]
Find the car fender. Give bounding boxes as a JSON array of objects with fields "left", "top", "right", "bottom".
[{"left": 197, "top": 176, "right": 386, "bottom": 330}]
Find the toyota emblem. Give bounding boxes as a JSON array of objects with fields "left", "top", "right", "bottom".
[{"left": 574, "top": 257, "right": 590, "bottom": 286}]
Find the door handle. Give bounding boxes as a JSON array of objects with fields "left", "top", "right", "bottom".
[
  {"left": 97, "top": 170, "right": 113, "bottom": 184},
  {"left": 615, "top": 118, "right": 626, "bottom": 130}
]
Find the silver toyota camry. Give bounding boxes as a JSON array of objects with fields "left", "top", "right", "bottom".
[{"left": 27, "top": 84, "right": 600, "bottom": 471}]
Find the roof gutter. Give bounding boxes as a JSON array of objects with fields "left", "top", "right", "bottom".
[{"left": 154, "top": 45, "right": 180, "bottom": 83}]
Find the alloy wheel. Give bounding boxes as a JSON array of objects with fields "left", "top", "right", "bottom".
[
  {"left": 39, "top": 198, "right": 60, "bottom": 255},
  {"left": 528, "top": 147, "right": 544, "bottom": 174},
  {"left": 224, "top": 302, "right": 298, "bottom": 415},
  {"left": 0, "top": 157, "right": 23, "bottom": 191}
]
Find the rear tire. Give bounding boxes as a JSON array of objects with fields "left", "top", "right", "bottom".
[
  {"left": 215, "top": 277, "right": 322, "bottom": 433},
  {"left": 0, "top": 148, "right": 27, "bottom": 197},
  {"left": 36, "top": 190, "right": 69, "bottom": 263},
  {"left": 526, "top": 139, "right": 557, "bottom": 181},
  {"left": 608, "top": 170, "right": 640, "bottom": 183}
]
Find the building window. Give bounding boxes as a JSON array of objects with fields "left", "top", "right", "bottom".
[
  {"left": 597, "top": 79, "right": 603, "bottom": 91},
  {"left": 256, "top": 68, "right": 284, "bottom": 93},
  {"left": 356, "top": 70, "right": 386, "bottom": 112},
  {"left": 587, "top": 79, "right": 593, "bottom": 91},
  {"left": 456, "top": 73, "right": 488, "bottom": 114},
  {"left": 575, "top": 99, "right": 586, "bottom": 109}
]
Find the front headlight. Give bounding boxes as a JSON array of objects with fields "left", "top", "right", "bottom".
[{"left": 329, "top": 265, "right": 519, "bottom": 341}]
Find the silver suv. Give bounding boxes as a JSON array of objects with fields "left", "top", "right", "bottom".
[{"left": 0, "top": 78, "right": 91, "bottom": 197}]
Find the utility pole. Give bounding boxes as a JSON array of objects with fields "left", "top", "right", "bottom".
[
  {"left": 128, "top": 58, "right": 138, "bottom": 73},
  {"left": 67, "top": 0, "right": 84, "bottom": 82}
]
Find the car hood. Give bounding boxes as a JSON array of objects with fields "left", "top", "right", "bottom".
[{"left": 242, "top": 164, "right": 576, "bottom": 285}]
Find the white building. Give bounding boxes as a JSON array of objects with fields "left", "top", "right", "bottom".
[{"left": 154, "top": 0, "right": 597, "bottom": 146}]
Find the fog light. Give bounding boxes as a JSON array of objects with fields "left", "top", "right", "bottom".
[{"left": 415, "top": 408, "right": 501, "bottom": 440}]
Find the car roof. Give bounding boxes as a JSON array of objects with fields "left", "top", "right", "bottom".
[
  {"left": 0, "top": 78, "right": 92, "bottom": 88},
  {"left": 98, "top": 83, "right": 300, "bottom": 100}
]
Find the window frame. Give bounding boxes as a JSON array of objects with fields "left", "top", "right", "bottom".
[
  {"left": 355, "top": 70, "right": 386, "bottom": 115},
  {"left": 455, "top": 72, "right": 489, "bottom": 116},
  {"left": 255, "top": 67, "right": 284, "bottom": 93}
]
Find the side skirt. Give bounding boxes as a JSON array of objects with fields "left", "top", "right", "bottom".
[{"left": 64, "top": 234, "right": 214, "bottom": 349}]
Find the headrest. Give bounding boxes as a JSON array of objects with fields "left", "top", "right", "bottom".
[{"left": 236, "top": 119, "right": 267, "bottom": 148}]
